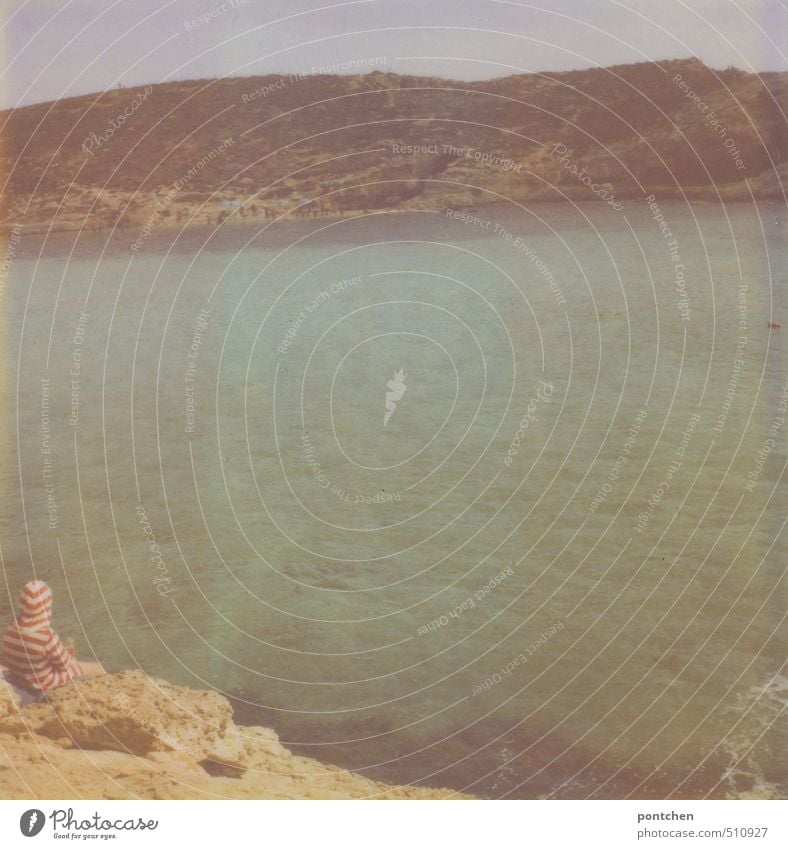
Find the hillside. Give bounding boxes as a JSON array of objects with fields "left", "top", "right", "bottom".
[{"left": 0, "top": 58, "right": 785, "bottom": 235}]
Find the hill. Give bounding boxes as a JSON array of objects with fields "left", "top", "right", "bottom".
[{"left": 0, "top": 58, "right": 785, "bottom": 235}]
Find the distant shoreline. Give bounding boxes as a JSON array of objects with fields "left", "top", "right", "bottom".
[{"left": 3, "top": 189, "right": 785, "bottom": 245}]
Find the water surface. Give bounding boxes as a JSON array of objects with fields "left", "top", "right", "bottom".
[{"left": 1, "top": 200, "right": 785, "bottom": 798}]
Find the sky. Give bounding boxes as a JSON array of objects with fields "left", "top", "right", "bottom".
[{"left": 0, "top": 0, "right": 785, "bottom": 108}]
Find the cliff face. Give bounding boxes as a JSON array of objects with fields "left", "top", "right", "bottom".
[
  {"left": 0, "top": 59, "right": 784, "bottom": 234},
  {"left": 0, "top": 673, "right": 468, "bottom": 799}
]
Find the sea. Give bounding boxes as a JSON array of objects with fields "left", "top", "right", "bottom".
[{"left": 1, "top": 200, "right": 785, "bottom": 798}]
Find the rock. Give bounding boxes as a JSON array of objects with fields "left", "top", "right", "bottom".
[
  {"left": 13, "top": 671, "right": 238, "bottom": 758},
  {"left": 0, "top": 671, "right": 471, "bottom": 800},
  {"left": 242, "top": 725, "right": 291, "bottom": 759},
  {"left": 0, "top": 671, "right": 293, "bottom": 778},
  {"left": 0, "top": 679, "right": 21, "bottom": 720}
]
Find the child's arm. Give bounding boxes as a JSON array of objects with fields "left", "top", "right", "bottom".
[{"left": 45, "top": 629, "right": 80, "bottom": 672}]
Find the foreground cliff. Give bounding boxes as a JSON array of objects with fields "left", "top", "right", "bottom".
[
  {"left": 1, "top": 59, "right": 784, "bottom": 235},
  {"left": 0, "top": 672, "right": 468, "bottom": 799}
]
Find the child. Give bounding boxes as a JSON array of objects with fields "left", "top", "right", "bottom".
[{"left": 1, "top": 580, "right": 104, "bottom": 702}]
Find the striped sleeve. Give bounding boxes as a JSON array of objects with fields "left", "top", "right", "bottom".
[{"left": 44, "top": 629, "right": 78, "bottom": 673}]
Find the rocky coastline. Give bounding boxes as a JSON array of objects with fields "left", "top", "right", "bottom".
[{"left": 0, "top": 671, "right": 469, "bottom": 800}]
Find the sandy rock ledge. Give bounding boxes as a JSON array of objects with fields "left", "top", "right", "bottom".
[{"left": 0, "top": 671, "right": 470, "bottom": 800}]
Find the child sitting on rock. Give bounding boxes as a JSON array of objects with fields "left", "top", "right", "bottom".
[{"left": 1, "top": 580, "right": 105, "bottom": 703}]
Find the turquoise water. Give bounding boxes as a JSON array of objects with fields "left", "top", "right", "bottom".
[{"left": 1, "top": 201, "right": 785, "bottom": 798}]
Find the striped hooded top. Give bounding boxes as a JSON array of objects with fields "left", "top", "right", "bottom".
[{"left": 2, "top": 580, "right": 83, "bottom": 693}]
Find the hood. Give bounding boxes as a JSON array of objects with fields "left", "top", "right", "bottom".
[{"left": 17, "top": 580, "right": 53, "bottom": 627}]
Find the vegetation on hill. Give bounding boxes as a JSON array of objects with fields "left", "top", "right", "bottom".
[{"left": 0, "top": 58, "right": 784, "bottom": 233}]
